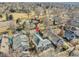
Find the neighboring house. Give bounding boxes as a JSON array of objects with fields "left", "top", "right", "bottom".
[
  {"left": 74, "top": 27, "right": 79, "bottom": 37},
  {"left": 33, "top": 33, "right": 52, "bottom": 51},
  {"left": 70, "top": 19, "right": 79, "bottom": 27},
  {"left": 64, "top": 30, "right": 76, "bottom": 41},
  {"left": 13, "top": 33, "right": 29, "bottom": 51}
]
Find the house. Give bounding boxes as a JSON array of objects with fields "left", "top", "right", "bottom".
[
  {"left": 33, "top": 33, "right": 52, "bottom": 51},
  {"left": 13, "top": 33, "right": 29, "bottom": 51},
  {"left": 64, "top": 30, "right": 76, "bottom": 41},
  {"left": 70, "top": 16, "right": 79, "bottom": 27}
]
